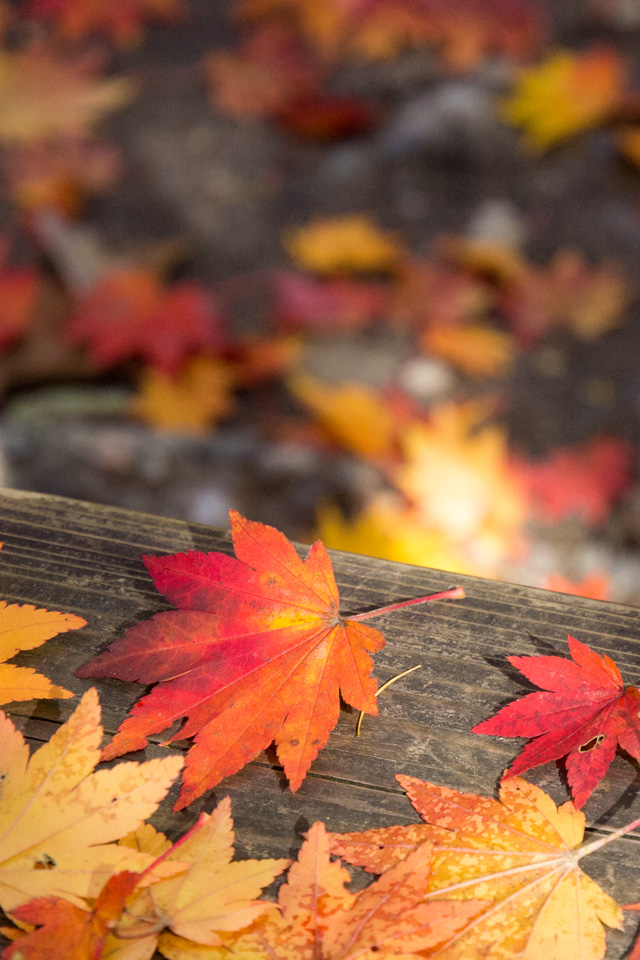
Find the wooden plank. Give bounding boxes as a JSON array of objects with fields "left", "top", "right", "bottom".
[{"left": 1, "top": 489, "right": 640, "bottom": 956}]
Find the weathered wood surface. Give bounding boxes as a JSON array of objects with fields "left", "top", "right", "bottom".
[{"left": 1, "top": 488, "right": 640, "bottom": 956}]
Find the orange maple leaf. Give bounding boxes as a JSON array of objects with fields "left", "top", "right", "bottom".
[
  {"left": 76, "top": 511, "right": 463, "bottom": 807},
  {"left": 0, "top": 596, "right": 86, "bottom": 704},
  {"left": 24, "top": 0, "right": 183, "bottom": 45},
  {"left": 131, "top": 357, "right": 236, "bottom": 434},
  {"left": 284, "top": 215, "right": 403, "bottom": 274},
  {"left": 503, "top": 46, "right": 626, "bottom": 149},
  {"left": 218, "top": 821, "right": 485, "bottom": 959},
  {"left": 331, "top": 776, "right": 628, "bottom": 960},
  {"left": 0, "top": 46, "right": 132, "bottom": 145},
  {"left": 543, "top": 573, "right": 611, "bottom": 601},
  {"left": 421, "top": 323, "right": 514, "bottom": 378},
  {"left": 66, "top": 270, "right": 227, "bottom": 375},
  {"left": 204, "top": 25, "right": 322, "bottom": 119},
  {"left": 3, "top": 872, "right": 140, "bottom": 960}
]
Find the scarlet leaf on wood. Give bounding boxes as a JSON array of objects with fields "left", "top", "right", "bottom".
[
  {"left": 76, "top": 511, "right": 463, "bottom": 808},
  {"left": 473, "top": 635, "right": 640, "bottom": 807}
]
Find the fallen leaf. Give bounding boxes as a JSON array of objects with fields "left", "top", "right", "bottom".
[
  {"left": 131, "top": 357, "right": 236, "bottom": 434},
  {"left": 106, "top": 796, "right": 288, "bottom": 959},
  {"left": 275, "top": 93, "right": 379, "bottom": 139},
  {"left": 0, "top": 688, "right": 183, "bottom": 914},
  {"left": 229, "top": 335, "right": 301, "bottom": 386},
  {"left": 0, "top": 46, "right": 132, "bottom": 145},
  {"left": 421, "top": 323, "right": 514, "bottom": 378},
  {"left": 284, "top": 215, "right": 403, "bottom": 274},
  {"left": 226, "top": 821, "right": 484, "bottom": 959},
  {"left": 24, "top": 0, "right": 183, "bottom": 45},
  {"left": 66, "top": 271, "right": 227, "bottom": 375},
  {"left": 473, "top": 635, "right": 640, "bottom": 807},
  {"left": 3, "top": 871, "right": 140, "bottom": 960},
  {"left": 0, "top": 260, "right": 40, "bottom": 350},
  {"left": 543, "top": 573, "right": 611, "bottom": 601},
  {"left": 272, "top": 271, "right": 389, "bottom": 332},
  {"left": 204, "top": 25, "right": 322, "bottom": 119},
  {"left": 395, "top": 402, "right": 525, "bottom": 543},
  {"left": 76, "top": 510, "right": 463, "bottom": 807},
  {"left": 391, "top": 256, "right": 489, "bottom": 330},
  {"left": 503, "top": 46, "right": 626, "bottom": 149},
  {"left": 330, "top": 775, "right": 626, "bottom": 960},
  {"left": 0, "top": 599, "right": 84, "bottom": 704},
  {"left": 513, "top": 435, "right": 634, "bottom": 526},
  {"left": 288, "top": 373, "right": 397, "bottom": 460}
]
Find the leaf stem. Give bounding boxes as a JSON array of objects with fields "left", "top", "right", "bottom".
[
  {"left": 356, "top": 664, "right": 422, "bottom": 737},
  {"left": 348, "top": 587, "right": 465, "bottom": 622},
  {"left": 577, "top": 816, "right": 640, "bottom": 860}
]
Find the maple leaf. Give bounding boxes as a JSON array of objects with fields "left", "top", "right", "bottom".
[
  {"left": 272, "top": 271, "right": 389, "bottom": 332},
  {"left": 0, "top": 599, "right": 85, "bottom": 704},
  {"left": 284, "top": 215, "right": 403, "bottom": 274},
  {"left": 3, "top": 871, "right": 140, "bottom": 960},
  {"left": 391, "top": 256, "right": 489, "bottom": 330},
  {"left": 421, "top": 323, "right": 514, "bottom": 378},
  {"left": 331, "top": 775, "right": 626, "bottom": 960},
  {"left": 543, "top": 573, "right": 610, "bottom": 601},
  {"left": 0, "top": 688, "right": 183, "bottom": 914},
  {"left": 0, "top": 46, "right": 132, "bottom": 145},
  {"left": 66, "top": 271, "right": 227, "bottom": 375},
  {"left": 76, "top": 511, "right": 463, "bottom": 808},
  {"left": 288, "top": 373, "right": 397, "bottom": 461},
  {"left": 106, "top": 796, "right": 288, "bottom": 959},
  {"left": 503, "top": 46, "right": 626, "bottom": 149},
  {"left": 473, "top": 635, "right": 640, "bottom": 808},
  {"left": 513, "top": 435, "right": 634, "bottom": 526},
  {"left": 24, "top": 0, "right": 183, "bottom": 46},
  {"left": 204, "top": 25, "right": 322, "bottom": 119},
  {"left": 0, "top": 258, "right": 40, "bottom": 351},
  {"left": 275, "top": 94, "right": 379, "bottom": 140},
  {"left": 221, "top": 820, "right": 484, "bottom": 959},
  {"left": 130, "top": 357, "right": 236, "bottom": 435},
  {"left": 502, "top": 250, "right": 628, "bottom": 347}
]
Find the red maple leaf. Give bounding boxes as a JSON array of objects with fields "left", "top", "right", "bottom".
[
  {"left": 65, "top": 270, "right": 227, "bottom": 374},
  {"left": 76, "top": 511, "right": 463, "bottom": 809},
  {"left": 271, "top": 271, "right": 389, "bottom": 332},
  {"left": 472, "top": 635, "right": 640, "bottom": 808},
  {"left": 23, "top": 0, "right": 183, "bottom": 46},
  {"left": 513, "top": 436, "right": 634, "bottom": 526},
  {"left": 0, "top": 264, "right": 40, "bottom": 350}
]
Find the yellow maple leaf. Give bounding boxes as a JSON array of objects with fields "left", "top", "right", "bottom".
[
  {"left": 107, "top": 796, "right": 288, "bottom": 959},
  {"left": 0, "top": 688, "right": 183, "bottom": 914},
  {"left": 0, "top": 600, "right": 85, "bottom": 704},
  {"left": 284, "top": 215, "right": 403, "bottom": 274},
  {"left": 422, "top": 323, "right": 515, "bottom": 378},
  {"left": 131, "top": 357, "right": 236, "bottom": 434},
  {"left": 289, "top": 373, "right": 396, "bottom": 460},
  {"left": 317, "top": 495, "right": 473, "bottom": 574},
  {"left": 0, "top": 46, "right": 132, "bottom": 145},
  {"left": 503, "top": 47, "right": 626, "bottom": 149},
  {"left": 394, "top": 402, "right": 525, "bottom": 546}
]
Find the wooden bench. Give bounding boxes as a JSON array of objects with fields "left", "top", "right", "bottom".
[{"left": 1, "top": 488, "right": 640, "bottom": 957}]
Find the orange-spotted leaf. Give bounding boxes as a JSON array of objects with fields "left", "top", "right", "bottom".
[
  {"left": 235, "top": 821, "right": 485, "bottom": 959},
  {"left": 0, "top": 46, "right": 131, "bottom": 145},
  {"left": 66, "top": 271, "right": 227, "bottom": 375},
  {"left": 76, "top": 510, "right": 463, "bottom": 807},
  {"left": 24, "top": 0, "right": 183, "bottom": 45},
  {"left": 473, "top": 635, "right": 640, "bottom": 807},
  {"left": 107, "top": 796, "right": 288, "bottom": 958},
  {"left": 3, "top": 872, "right": 140, "bottom": 960},
  {"left": 0, "top": 599, "right": 86, "bottom": 704},
  {"left": 331, "top": 775, "right": 627, "bottom": 960},
  {"left": 0, "top": 688, "right": 183, "bottom": 914}
]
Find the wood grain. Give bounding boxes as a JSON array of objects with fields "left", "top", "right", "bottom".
[{"left": 1, "top": 488, "right": 640, "bottom": 956}]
